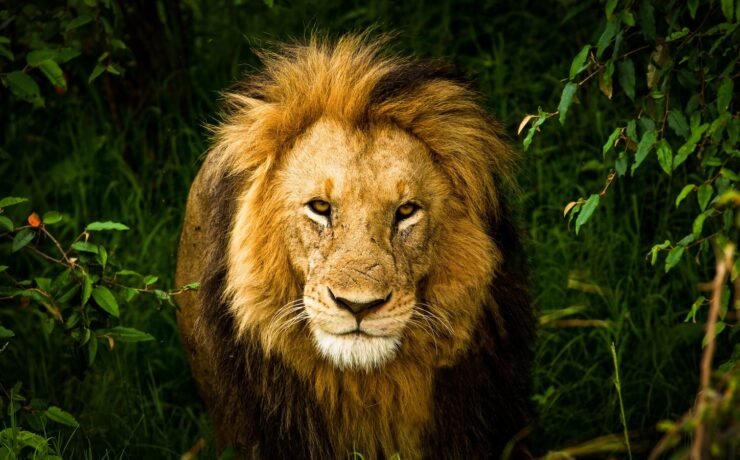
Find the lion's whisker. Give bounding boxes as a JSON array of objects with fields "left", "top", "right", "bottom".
[
  {"left": 264, "top": 299, "right": 308, "bottom": 345},
  {"left": 406, "top": 314, "right": 439, "bottom": 355},
  {"left": 415, "top": 303, "right": 454, "bottom": 336}
]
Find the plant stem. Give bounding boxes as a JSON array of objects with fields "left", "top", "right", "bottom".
[{"left": 611, "top": 342, "right": 633, "bottom": 460}]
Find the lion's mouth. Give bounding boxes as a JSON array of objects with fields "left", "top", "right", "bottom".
[
  {"left": 336, "top": 328, "right": 391, "bottom": 338},
  {"left": 311, "top": 327, "right": 402, "bottom": 369}
]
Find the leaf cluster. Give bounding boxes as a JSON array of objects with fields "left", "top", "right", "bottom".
[
  {"left": 519, "top": 1, "right": 739, "bottom": 457},
  {"left": 1, "top": 0, "right": 130, "bottom": 108},
  {"left": 0, "top": 197, "right": 198, "bottom": 459}
]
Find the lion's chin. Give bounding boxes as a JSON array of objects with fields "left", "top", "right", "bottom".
[{"left": 311, "top": 327, "right": 401, "bottom": 370}]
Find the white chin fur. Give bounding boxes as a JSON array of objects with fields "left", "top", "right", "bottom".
[{"left": 312, "top": 328, "right": 401, "bottom": 370}]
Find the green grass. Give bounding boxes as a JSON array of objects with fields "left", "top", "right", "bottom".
[{"left": 2, "top": 1, "right": 731, "bottom": 458}]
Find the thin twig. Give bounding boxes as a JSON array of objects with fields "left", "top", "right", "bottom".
[
  {"left": 40, "top": 226, "right": 72, "bottom": 265},
  {"left": 691, "top": 242, "right": 734, "bottom": 459},
  {"left": 25, "top": 244, "right": 65, "bottom": 266},
  {"left": 599, "top": 171, "right": 617, "bottom": 196}
]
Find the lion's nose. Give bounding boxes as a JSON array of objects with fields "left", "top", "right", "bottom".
[{"left": 328, "top": 289, "right": 391, "bottom": 319}]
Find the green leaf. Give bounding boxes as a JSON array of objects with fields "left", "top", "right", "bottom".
[
  {"left": 42, "top": 211, "right": 62, "bottom": 225},
  {"left": 12, "top": 229, "right": 34, "bottom": 252},
  {"left": 143, "top": 275, "right": 159, "bottom": 286},
  {"left": 674, "top": 133, "right": 705, "bottom": 170},
  {"left": 56, "top": 47, "right": 81, "bottom": 63},
  {"left": 667, "top": 111, "right": 690, "bottom": 139},
  {"left": 92, "top": 286, "right": 119, "bottom": 317},
  {"left": 575, "top": 194, "right": 600, "bottom": 235},
  {"left": 26, "top": 49, "right": 57, "bottom": 66},
  {"left": 717, "top": 78, "right": 733, "bottom": 113},
  {"left": 638, "top": 0, "right": 656, "bottom": 41},
  {"left": 37, "top": 59, "right": 66, "bottom": 88},
  {"left": 569, "top": 45, "right": 591, "bottom": 80},
  {"left": 558, "top": 82, "right": 578, "bottom": 124},
  {"left": 0, "top": 325, "right": 14, "bottom": 338},
  {"left": 35, "top": 277, "right": 52, "bottom": 292},
  {"left": 720, "top": 168, "right": 740, "bottom": 181},
  {"left": 99, "top": 326, "right": 154, "bottom": 343},
  {"left": 13, "top": 430, "right": 48, "bottom": 453},
  {"left": 0, "top": 216, "right": 12, "bottom": 231},
  {"left": 656, "top": 140, "right": 673, "bottom": 175},
  {"left": 45, "top": 406, "right": 79, "bottom": 427},
  {"left": 649, "top": 240, "right": 671, "bottom": 266},
  {"left": 56, "top": 284, "right": 79, "bottom": 304},
  {"left": 631, "top": 129, "right": 657, "bottom": 175},
  {"left": 72, "top": 241, "right": 99, "bottom": 254},
  {"left": 626, "top": 119, "right": 637, "bottom": 141},
  {"left": 676, "top": 185, "right": 696, "bottom": 207},
  {"left": 64, "top": 14, "right": 92, "bottom": 32},
  {"left": 120, "top": 287, "right": 139, "bottom": 302},
  {"left": 605, "top": 0, "right": 618, "bottom": 18},
  {"left": 106, "top": 63, "right": 123, "bottom": 76},
  {"left": 111, "top": 39, "right": 127, "bottom": 50},
  {"left": 182, "top": 282, "right": 201, "bottom": 290},
  {"left": 697, "top": 184, "right": 714, "bottom": 211},
  {"left": 86, "top": 221, "right": 129, "bottom": 231},
  {"left": 685, "top": 296, "right": 706, "bottom": 322},
  {"left": 703, "top": 321, "right": 726, "bottom": 347},
  {"left": 677, "top": 234, "right": 696, "bottom": 247},
  {"left": 0, "top": 197, "right": 28, "bottom": 208},
  {"left": 692, "top": 212, "right": 707, "bottom": 238},
  {"left": 602, "top": 128, "right": 622, "bottom": 157},
  {"left": 599, "top": 60, "right": 614, "bottom": 99},
  {"left": 667, "top": 27, "right": 690, "bottom": 42},
  {"left": 615, "top": 151, "right": 628, "bottom": 176},
  {"left": 154, "top": 289, "right": 171, "bottom": 302},
  {"left": 6, "top": 72, "right": 43, "bottom": 107},
  {"left": 0, "top": 428, "right": 48, "bottom": 453},
  {"left": 721, "top": 0, "right": 734, "bottom": 21},
  {"left": 523, "top": 108, "right": 548, "bottom": 151},
  {"left": 87, "top": 334, "right": 98, "bottom": 366},
  {"left": 688, "top": 0, "right": 699, "bottom": 18},
  {"left": 596, "top": 18, "right": 619, "bottom": 58},
  {"left": 89, "top": 63, "right": 105, "bottom": 83},
  {"left": 0, "top": 44, "right": 12, "bottom": 61},
  {"left": 665, "top": 246, "right": 685, "bottom": 273},
  {"left": 82, "top": 274, "right": 93, "bottom": 306},
  {"left": 620, "top": 10, "right": 635, "bottom": 26},
  {"left": 96, "top": 245, "right": 108, "bottom": 269},
  {"left": 617, "top": 59, "right": 635, "bottom": 100}
]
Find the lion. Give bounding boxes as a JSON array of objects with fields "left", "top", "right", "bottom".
[{"left": 175, "top": 34, "right": 535, "bottom": 459}]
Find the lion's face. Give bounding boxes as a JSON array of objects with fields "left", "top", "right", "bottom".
[{"left": 277, "top": 119, "right": 451, "bottom": 369}]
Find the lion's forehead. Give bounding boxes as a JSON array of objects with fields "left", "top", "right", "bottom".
[{"left": 280, "top": 118, "right": 446, "bottom": 208}]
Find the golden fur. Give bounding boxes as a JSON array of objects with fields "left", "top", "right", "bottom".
[{"left": 176, "top": 33, "right": 533, "bottom": 459}]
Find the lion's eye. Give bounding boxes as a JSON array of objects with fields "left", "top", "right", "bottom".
[
  {"left": 307, "top": 200, "right": 332, "bottom": 216},
  {"left": 395, "top": 202, "right": 419, "bottom": 221}
]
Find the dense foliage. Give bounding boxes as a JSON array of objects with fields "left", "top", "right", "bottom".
[{"left": 1, "top": 0, "right": 737, "bottom": 458}]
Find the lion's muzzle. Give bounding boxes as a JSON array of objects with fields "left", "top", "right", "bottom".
[{"left": 327, "top": 288, "right": 391, "bottom": 322}]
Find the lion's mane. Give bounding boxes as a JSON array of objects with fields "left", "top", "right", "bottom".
[{"left": 176, "top": 34, "right": 535, "bottom": 459}]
